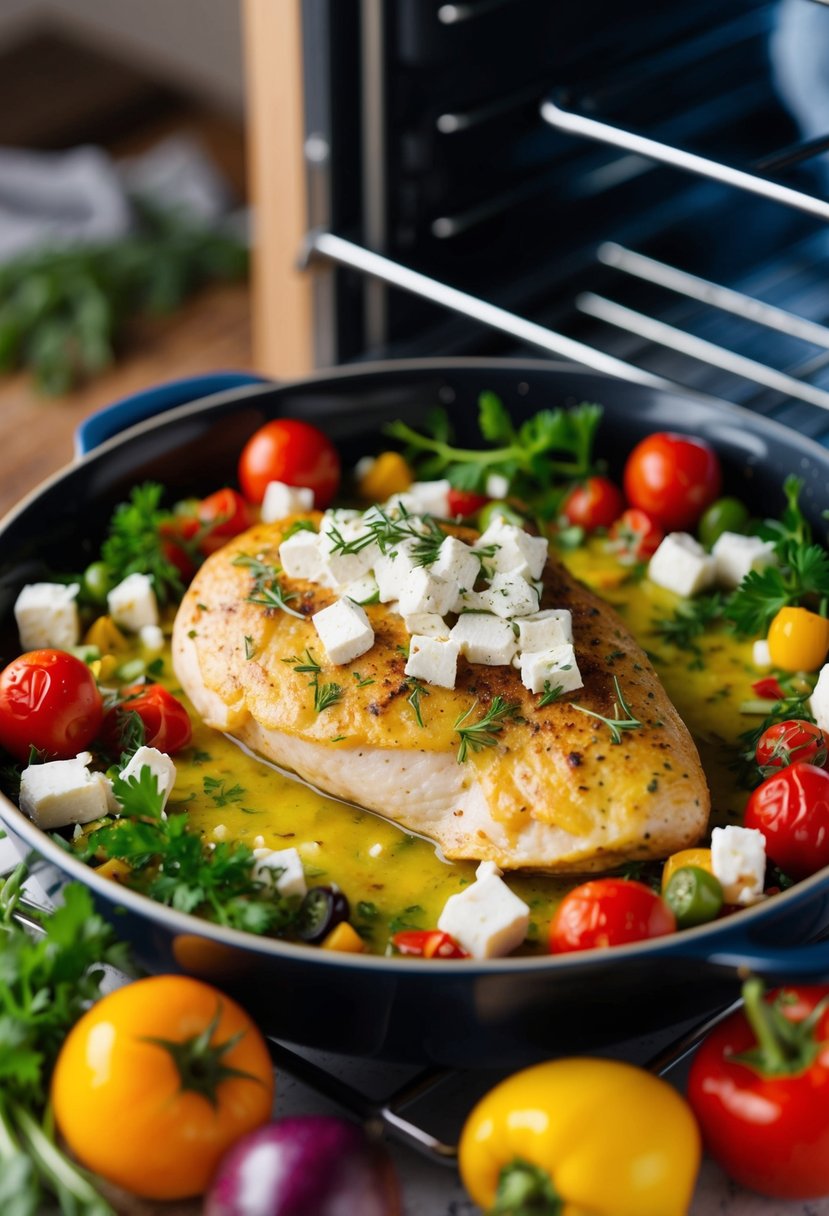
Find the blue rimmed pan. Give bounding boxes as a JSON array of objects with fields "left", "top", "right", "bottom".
[{"left": 2, "top": 357, "right": 829, "bottom": 1066}]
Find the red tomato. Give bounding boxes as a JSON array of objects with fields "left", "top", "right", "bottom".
[
  {"left": 102, "top": 684, "right": 192, "bottom": 756},
  {"left": 561, "top": 476, "right": 625, "bottom": 531},
  {"left": 238, "top": 419, "right": 340, "bottom": 508},
  {"left": 755, "top": 720, "right": 828, "bottom": 774},
  {"left": 744, "top": 761, "right": 829, "bottom": 880},
  {"left": 392, "top": 930, "right": 468, "bottom": 959},
  {"left": 608, "top": 507, "right": 664, "bottom": 563},
  {"left": 447, "top": 488, "right": 490, "bottom": 518},
  {"left": 197, "top": 489, "right": 251, "bottom": 550},
  {"left": 688, "top": 983, "right": 829, "bottom": 1199},
  {"left": 0, "top": 650, "right": 103, "bottom": 761},
  {"left": 752, "top": 676, "right": 786, "bottom": 701},
  {"left": 623, "top": 432, "right": 722, "bottom": 531},
  {"left": 549, "top": 878, "right": 676, "bottom": 953},
  {"left": 159, "top": 515, "right": 200, "bottom": 581}
]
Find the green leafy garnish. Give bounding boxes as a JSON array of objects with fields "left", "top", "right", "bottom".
[
  {"left": 537, "top": 681, "right": 564, "bottom": 707},
  {"left": 651, "top": 593, "right": 724, "bottom": 661},
  {"left": 572, "top": 677, "right": 643, "bottom": 745},
  {"left": 232, "top": 553, "right": 305, "bottom": 619},
  {"left": 281, "top": 519, "right": 318, "bottom": 541},
  {"left": 454, "top": 696, "right": 521, "bottom": 763},
  {"left": 285, "top": 649, "right": 344, "bottom": 714},
  {"left": 733, "top": 691, "right": 816, "bottom": 787},
  {"left": 404, "top": 677, "right": 430, "bottom": 727},
  {"left": 203, "top": 776, "right": 245, "bottom": 807},
  {"left": 101, "top": 482, "right": 183, "bottom": 605}
]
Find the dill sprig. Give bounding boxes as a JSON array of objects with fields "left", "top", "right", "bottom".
[
  {"left": 537, "top": 681, "right": 564, "bottom": 707},
  {"left": 404, "top": 677, "right": 430, "bottom": 727},
  {"left": 454, "top": 696, "right": 521, "bottom": 763},
  {"left": 285, "top": 649, "right": 343, "bottom": 715},
  {"left": 232, "top": 553, "right": 304, "bottom": 619},
  {"left": 326, "top": 504, "right": 448, "bottom": 566},
  {"left": 572, "top": 677, "right": 643, "bottom": 745}
]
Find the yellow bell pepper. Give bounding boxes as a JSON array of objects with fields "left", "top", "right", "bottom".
[
  {"left": 357, "top": 451, "right": 412, "bottom": 502},
  {"left": 321, "top": 922, "right": 365, "bottom": 953},
  {"left": 662, "top": 847, "right": 713, "bottom": 893},
  {"left": 84, "top": 616, "right": 128, "bottom": 654},
  {"left": 767, "top": 606, "right": 829, "bottom": 673},
  {"left": 459, "top": 1058, "right": 700, "bottom": 1216}
]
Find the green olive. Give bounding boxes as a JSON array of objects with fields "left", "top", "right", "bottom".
[
  {"left": 698, "top": 497, "right": 750, "bottom": 549},
  {"left": 83, "top": 560, "right": 113, "bottom": 604},
  {"left": 664, "top": 866, "right": 724, "bottom": 929},
  {"left": 477, "top": 500, "right": 525, "bottom": 530}
]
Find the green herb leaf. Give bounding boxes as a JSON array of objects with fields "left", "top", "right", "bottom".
[
  {"left": 232, "top": 553, "right": 305, "bottom": 619},
  {"left": 572, "top": 677, "right": 643, "bottom": 745},
  {"left": 454, "top": 696, "right": 521, "bottom": 763},
  {"left": 101, "top": 482, "right": 183, "bottom": 605}
]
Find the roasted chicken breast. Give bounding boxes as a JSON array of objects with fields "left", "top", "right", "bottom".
[{"left": 172, "top": 516, "right": 709, "bottom": 873}]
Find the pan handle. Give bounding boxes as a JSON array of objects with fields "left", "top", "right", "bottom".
[
  {"left": 75, "top": 372, "right": 268, "bottom": 457},
  {"left": 678, "top": 927, "right": 829, "bottom": 982}
]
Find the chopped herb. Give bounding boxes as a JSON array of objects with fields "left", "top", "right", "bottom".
[
  {"left": 647, "top": 777, "right": 659, "bottom": 793},
  {"left": 405, "top": 677, "right": 430, "bottom": 727},
  {"left": 572, "top": 677, "right": 643, "bottom": 745},
  {"left": 357, "top": 901, "right": 379, "bottom": 919},
  {"left": 314, "top": 682, "right": 344, "bottom": 714},
  {"left": 232, "top": 553, "right": 304, "bottom": 619},
  {"left": 388, "top": 904, "right": 425, "bottom": 934},
  {"left": 328, "top": 502, "right": 448, "bottom": 564},
  {"left": 114, "top": 708, "right": 146, "bottom": 765},
  {"left": 330, "top": 734, "right": 348, "bottom": 743},
  {"left": 454, "top": 696, "right": 521, "bottom": 763},
  {"left": 203, "top": 776, "right": 245, "bottom": 807},
  {"left": 352, "top": 671, "right": 375, "bottom": 688},
  {"left": 651, "top": 593, "right": 724, "bottom": 656},
  {"left": 282, "top": 519, "right": 318, "bottom": 541},
  {"left": 537, "top": 681, "right": 564, "bottom": 708},
  {"left": 244, "top": 635, "right": 256, "bottom": 660},
  {"left": 284, "top": 649, "right": 322, "bottom": 677},
  {"left": 100, "top": 482, "right": 184, "bottom": 605},
  {"left": 191, "top": 749, "right": 212, "bottom": 764},
  {"left": 187, "top": 629, "right": 198, "bottom": 639}
]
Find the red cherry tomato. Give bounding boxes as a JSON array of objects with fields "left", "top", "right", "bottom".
[
  {"left": 608, "top": 507, "right": 665, "bottom": 563},
  {"left": 159, "top": 515, "right": 200, "bottom": 581},
  {"left": 197, "top": 489, "right": 251, "bottom": 552},
  {"left": 0, "top": 650, "right": 104, "bottom": 761},
  {"left": 238, "top": 419, "right": 340, "bottom": 508},
  {"left": 447, "top": 488, "right": 490, "bottom": 519},
  {"left": 755, "top": 720, "right": 828, "bottom": 774},
  {"left": 751, "top": 676, "right": 786, "bottom": 701},
  {"left": 561, "top": 476, "right": 625, "bottom": 531},
  {"left": 688, "top": 984, "right": 829, "bottom": 1199},
  {"left": 549, "top": 878, "right": 676, "bottom": 954},
  {"left": 744, "top": 761, "right": 829, "bottom": 880},
  {"left": 392, "top": 929, "right": 468, "bottom": 959},
  {"left": 623, "top": 432, "right": 722, "bottom": 531},
  {"left": 102, "top": 684, "right": 192, "bottom": 756}
]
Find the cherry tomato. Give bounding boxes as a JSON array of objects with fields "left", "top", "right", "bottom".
[
  {"left": 51, "top": 975, "right": 274, "bottom": 1200},
  {"left": 688, "top": 982, "right": 829, "bottom": 1199},
  {"left": 101, "top": 683, "right": 192, "bottom": 755},
  {"left": 392, "top": 929, "right": 468, "bottom": 958},
  {"left": 447, "top": 488, "right": 490, "bottom": 519},
  {"left": 549, "top": 878, "right": 676, "bottom": 953},
  {"left": 744, "top": 761, "right": 829, "bottom": 880},
  {"left": 623, "top": 432, "right": 722, "bottom": 531},
  {"left": 767, "top": 606, "right": 829, "bottom": 673},
  {"left": 159, "top": 514, "right": 200, "bottom": 581},
  {"left": 197, "top": 489, "right": 251, "bottom": 554},
  {"left": 608, "top": 507, "right": 665, "bottom": 564},
  {"left": 238, "top": 418, "right": 340, "bottom": 508},
  {"left": 561, "top": 476, "right": 625, "bottom": 531},
  {"left": 752, "top": 676, "right": 785, "bottom": 701},
  {"left": 0, "top": 650, "right": 103, "bottom": 761},
  {"left": 755, "top": 720, "right": 828, "bottom": 774}
]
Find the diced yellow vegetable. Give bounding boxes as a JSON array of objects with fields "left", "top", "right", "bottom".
[
  {"left": 84, "top": 616, "right": 129, "bottom": 654},
  {"left": 89, "top": 654, "right": 119, "bottom": 682},
  {"left": 662, "top": 847, "right": 713, "bottom": 892},
  {"left": 358, "top": 451, "right": 412, "bottom": 502},
  {"left": 321, "top": 922, "right": 365, "bottom": 953},
  {"left": 95, "top": 859, "right": 132, "bottom": 884}
]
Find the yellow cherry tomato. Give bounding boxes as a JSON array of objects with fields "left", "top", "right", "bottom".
[
  {"left": 662, "top": 847, "right": 713, "bottom": 893},
  {"left": 459, "top": 1058, "right": 700, "bottom": 1216},
  {"left": 51, "top": 975, "right": 274, "bottom": 1200},
  {"left": 358, "top": 451, "right": 412, "bottom": 501},
  {"left": 767, "top": 606, "right": 829, "bottom": 673}
]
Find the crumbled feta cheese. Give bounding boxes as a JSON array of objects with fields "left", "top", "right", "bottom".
[
  {"left": 476, "top": 519, "right": 548, "bottom": 580},
  {"left": 119, "top": 746, "right": 177, "bottom": 813},
  {"left": 319, "top": 518, "right": 380, "bottom": 588},
  {"left": 107, "top": 573, "right": 159, "bottom": 632},
  {"left": 648, "top": 533, "right": 717, "bottom": 598},
  {"left": 451, "top": 613, "right": 517, "bottom": 666},
  {"left": 480, "top": 572, "right": 540, "bottom": 619},
  {"left": 374, "top": 542, "right": 418, "bottom": 603},
  {"left": 139, "top": 624, "right": 165, "bottom": 654},
  {"left": 811, "top": 663, "right": 829, "bottom": 733},
  {"left": 404, "top": 480, "right": 452, "bottom": 517},
  {"left": 404, "top": 635, "right": 460, "bottom": 688},
  {"left": 711, "top": 825, "right": 766, "bottom": 906},
  {"left": 430, "top": 537, "right": 481, "bottom": 603},
  {"left": 397, "top": 567, "right": 457, "bottom": 616},
  {"left": 753, "top": 639, "right": 772, "bottom": 670},
  {"left": 368, "top": 843, "right": 383, "bottom": 858},
  {"left": 485, "top": 473, "right": 511, "bottom": 500},
  {"left": 712, "top": 531, "right": 776, "bottom": 590},
  {"left": 343, "top": 574, "right": 379, "bottom": 604},
  {"left": 261, "top": 480, "right": 315, "bottom": 522},
  {"left": 212, "top": 823, "right": 228, "bottom": 841},
  {"left": 279, "top": 529, "right": 325, "bottom": 582},
  {"left": 520, "top": 643, "right": 583, "bottom": 696},
  {"left": 252, "top": 846, "right": 307, "bottom": 899},
  {"left": 253, "top": 834, "right": 265, "bottom": 849},
  {"left": 312, "top": 598, "right": 375, "bottom": 665},
  {"left": 437, "top": 861, "right": 530, "bottom": 958},
  {"left": 19, "top": 751, "right": 111, "bottom": 830},
  {"left": 14, "top": 582, "right": 80, "bottom": 651},
  {"left": 403, "top": 613, "right": 450, "bottom": 640},
  {"left": 516, "top": 609, "right": 572, "bottom": 653}
]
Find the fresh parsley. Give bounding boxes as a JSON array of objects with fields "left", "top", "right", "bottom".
[
  {"left": 232, "top": 553, "right": 305, "bottom": 619},
  {"left": 203, "top": 776, "right": 245, "bottom": 807},
  {"left": 572, "top": 677, "right": 643, "bottom": 745},
  {"left": 454, "top": 696, "right": 521, "bottom": 763},
  {"left": 651, "top": 593, "right": 724, "bottom": 660},
  {"left": 101, "top": 482, "right": 183, "bottom": 605}
]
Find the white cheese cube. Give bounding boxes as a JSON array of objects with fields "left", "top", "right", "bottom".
[
  {"left": 712, "top": 532, "right": 777, "bottom": 590},
  {"left": 520, "top": 643, "right": 583, "bottom": 695},
  {"left": 19, "top": 751, "right": 111, "bottom": 830},
  {"left": 404, "top": 613, "right": 450, "bottom": 640},
  {"left": 252, "top": 846, "right": 307, "bottom": 899},
  {"left": 431, "top": 537, "right": 481, "bottom": 603},
  {"left": 811, "top": 663, "right": 829, "bottom": 734},
  {"left": 485, "top": 473, "right": 510, "bottom": 500},
  {"left": 319, "top": 519, "right": 380, "bottom": 588},
  {"left": 437, "top": 864, "right": 530, "bottom": 959},
  {"left": 119, "top": 745, "right": 177, "bottom": 813},
  {"left": 451, "top": 613, "right": 517, "bottom": 666},
  {"left": 261, "top": 480, "right": 315, "bottom": 523},
  {"left": 480, "top": 572, "right": 540, "bottom": 619},
  {"left": 139, "top": 624, "right": 165, "bottom": 654},
  {"left": 647, "top": 533, "right": 717, "bottom": 598},
  {"left": 397, "top": 567, "right": 457, "bottom": 616},
  {"left": 711, "top": 825, "right": 766, "bottom": 906},
  {"left": 312, "top": 598, "right": 375, "bottom": 665},
  {"left": 342, "top": 574, "right": 379, "bottom": 604},
  {"left": 374, "top": 543, "right": 418, "bottom": 603},
  {"left": 404, "top": 635, "right": 460, "bottom": 688},
  {"left": 405, "top": 479, "right": 452, "bottom": 517},
  {"left": 516, "top": 609, "right": 572, "bottom": 654},
  {"left": 753, "top": 639, "right": 772, "bottom": 670},
  {"left": 15, "top": 582, "right": 80, "bottom": 651},
  {"left": 476, "top": 519, "right": 548, "bottom": 580},
  {"left": 279, "top": 529, "right": 325, "bottom": 582},
  {"left": 107, "top": 573, "right": 159, "bottom": 632}
]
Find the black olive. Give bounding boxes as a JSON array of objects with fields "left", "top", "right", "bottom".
[{"left": 296, "top": 886, "right": 350, "bottom": 944}]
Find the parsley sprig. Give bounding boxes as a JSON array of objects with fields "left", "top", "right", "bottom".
[
  {"left": 651, "top": 593, "right": 724, "bottom": 665},
  {"left": 454, "top": 696, "right": 521, "bottom": 763},
  {"left": 232, "top": 553, "right": 305, "bottom": 619},
  {"left": 101, "top": 482, "right": 184, "bottom": 605},
  {"left": 572, "top": 677, "right": 643, "bottom": 745}
]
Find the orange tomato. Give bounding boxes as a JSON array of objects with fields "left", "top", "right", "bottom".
[
  {"left": 767, "top": 606, "right": 829, "bottom": 673},
  {"left": 51, "top": 975, "right": 273, "bottom": 1199}
]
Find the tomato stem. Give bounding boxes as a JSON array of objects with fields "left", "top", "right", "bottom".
[
  {"left": 490, "top": 1158, "right": 563, "bottom": 1215},
  {"left": 732, "top": 978, "right": 829, "bottom": 1078},
  {"left": 141, "top": 1001, "right": 264, "bottom": 1107}
]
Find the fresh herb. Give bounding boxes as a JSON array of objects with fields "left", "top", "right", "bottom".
[
  {"left": 328, "top": 503, "right": 448, "bottom": 564},
  {"left": 454, "top": 696, "right": 521, "bottom": 763},
  {"left": 100, "top": 482, "right": 183, "bottom": 605},
  {"left": 114, "top": 708, "right": 146, "bottom": 765},
  {"left": 388, "top": 904, "right": 425, "bottom": 934},
  {"left": 405, "top": 677, "right": 430, "bottom": 728},
  {"left": 572, "top": 677, "right": 643, "bottom": 745},
  {"left": 281, "top": 519, "right": 318, "bottom": 541},
  {"left": 537, "top": 681, "right": 564, "bottom": 707},
  {"left": 352, "top": 671, "right": 375, "bottom": 688},
  {"left": 232, "top": 553, "right": 305, "bottom": 619},
  {"left": 651, "top": 593, "right": 724, "bottom": 657},
  {"left": 357, "top": 901, "right": 379, "bottom": 919},
  {"left": 203, "top": 776, "right": 245, "bottom": 807},
  {"left": 244, "top": 635, "right": 256, "bottom": 660},
  {"left": 284, "top": 649, "right": 322, "bottom": 677},
  {"left": 285, "top": 650, "right": 343, "bottom": 714}
]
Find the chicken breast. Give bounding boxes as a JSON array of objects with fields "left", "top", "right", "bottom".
[{"left": 172, "top": 517, "right": 709, "bottom": 873}]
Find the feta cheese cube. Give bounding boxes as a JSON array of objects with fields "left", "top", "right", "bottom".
[
  {"left": 753, "top": 639, "right": 772, "bottom": 670},
  {"left": 403, "top": 613, "right": 450, "bottom": 640},
  {"left": 397, "top": 567, "right": 457, "bottom": 616},
  {"left": 342, "top": 574, "right": 379, "bottom": 604},
  {"left": 261, "top": 480, "right": 315, "bottom": 523},
  {"left": 485, "top": 473, "right": 511, "bottom": 500},
  {"left": 15, "top": 582, "right": 80, "bottom": 650},
  {"left": 519, "top": 643, "right": 583, "bottom": 696},
  {"left": 711, "top": 825, "right": 766, "bottom": 906},
  {"left": 107, "top": 573, "right": 159, "bottom": 632},
  {"left": 647, "top": 533, "right": 717, "bottom": 598},
  {"left": 319, "top": 519, "right": 380, "bottom": 588},
  {"left": 811, "top": 663, "right": 829, "bottom": 733},
  {"left": 19, "top": 751, "right": 111, "bottom": 830},
  {"left": 139, "top": 624, "right": 165, "bottom": 654},
  {"left": 516, "top": 609, "right": 572, "bottom": 653},
  {"left": 252, "top": 846, "right": 307, "bottom": 899},
  {"left": 279, "top": 529, "right": 325, "bottom": 581},
  {"left": 430, "top": 537, "right": 481, "bottom": 600},
  {"left": 476, "top": 519, "right": 548, "bottom": 580},
  {"left": 451, "top": 613, "right": 517, "bottom": 666},
  {"left": 712, "top": 531, "right": 776, "bottom": 589},
  {"left": 480, "top": 572, "right": 540, "bottom": 619},
  {"left": 312, "top": 598, "right": 375, "bottom": 665},
  {"left": 405, "top": 479, "right": 452, "bottom": 517},
  {"left": 119, "top": 746, "right": 177, "bottom": 813},
  {"left": 374, "top": 543, "right": 418, "bottom": 603},
  {"left": 437, "top": 861, "right": 530, "bottom": 958},
  {"left": 404, "top": 635, "right": 460, "bottom": 688}
]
